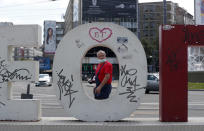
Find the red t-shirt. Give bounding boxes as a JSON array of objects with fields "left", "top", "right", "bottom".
[{"left": 95, "top": 61, "right": 112, "bottom": 84}]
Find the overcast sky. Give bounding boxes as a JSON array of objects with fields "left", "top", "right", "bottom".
[{"left": 0, "top": 0, "right": 194, "bottom": 27}]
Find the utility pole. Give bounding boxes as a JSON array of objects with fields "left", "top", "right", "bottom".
[
  {"left": 137, "top": 0, "right": 140, "bottom": 38},
  {"left": 163, "top": 0, "right": 167, "bottom": 24}
]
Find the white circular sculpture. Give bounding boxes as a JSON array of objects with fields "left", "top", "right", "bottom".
[{"left": 53, "top": 22, "right": 147, "bottom": 121}]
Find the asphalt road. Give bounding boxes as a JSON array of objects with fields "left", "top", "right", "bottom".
[{"left": 11, "top": 82, "right": 204, "bottom": 118}]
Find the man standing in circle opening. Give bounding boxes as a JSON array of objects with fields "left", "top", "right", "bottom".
[{"left": 94, "top": 50, "right": 113, "bottom": 100}]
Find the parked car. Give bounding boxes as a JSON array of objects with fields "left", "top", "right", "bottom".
[
  {"left": 35, "top": 74, "right": 52, "bottom": 87},
  {"left": 145, "top": 73, "right": 159, "bottom": 94}
]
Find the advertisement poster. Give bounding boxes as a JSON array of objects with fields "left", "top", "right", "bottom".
[
  {"left": 195, "top": 0, "right": 204, "bottom": 25},
  {"left": 44, "top": 21, "right": 56, "bottom": 53},
  {"left": 82, "top": 0, "right": 137, "bottom": 19}
]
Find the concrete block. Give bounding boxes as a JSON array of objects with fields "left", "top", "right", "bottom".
[
  {"left": 0, "top": 25, "right": 41, "bottom": 47},
  {"left": 53, "top": 22, "right": 147, "bottom": 121},
  {"left": 0, "top": 24, "right": 41, "bottom": 121},
  {"left": 0, "top": 100, "right": 41, "bottom": 121}
]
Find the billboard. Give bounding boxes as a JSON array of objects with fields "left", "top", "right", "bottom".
[
  {"left": 195, "top": 0, "right": 204, "bottom": 25},
  {"left": 82, "top": 0, "right": 137, "bottom": 19},
  {"left": 44, "top": 21, "right": 56, "bottom": 54},
  {"left": 34, "top": 57, "right": 51, "bottom": 70}
]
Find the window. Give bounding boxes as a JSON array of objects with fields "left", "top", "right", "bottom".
[
  {"left": 143, "top": 30, "right": 149, "bottom": 37},
  {"left": 143, "top": 23, "right": 149, "bottom": 29},
  {"left": 150, "top": 23, "right": 155, "bottom": 28},
  {"left": 144, "top": 5, "right": 156, "bottom": 12},
  {"left": 144, "top": 14, "right": 149, "bottom": 20}
]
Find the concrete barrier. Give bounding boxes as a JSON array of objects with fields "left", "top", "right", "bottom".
[
  {"left": 188, "top": 71, "right": 204, "bottom": 83},
  {"left": 53, "top": 22, "right": 147, "bottom": 121},
  {"left": 0, "top": 25, "right": 41, "bottom": 121},
  {"left": 0, "top": 117, "right": 204, "bottom": 131}
]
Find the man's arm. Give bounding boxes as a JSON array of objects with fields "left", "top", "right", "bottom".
[{"left": 95, "top": 73, "right": 110, "bottom": 94}]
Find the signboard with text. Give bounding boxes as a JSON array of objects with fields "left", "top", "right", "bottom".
[
  {"left": 34, "top": 57, "right": 51, "bottom": 70},
  {"left": 82, "top": 0, "right": 137, "bottom": 19}
]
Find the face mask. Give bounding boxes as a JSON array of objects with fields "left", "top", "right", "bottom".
[{"left": 98, "top": 59, "right": 106, "bottom": 63}]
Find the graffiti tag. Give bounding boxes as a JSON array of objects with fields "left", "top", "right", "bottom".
[
  {"left": 89, "top": 27, "right": 112, "bottom": 43},
  {"left": 0, "top": 58, "right": 31, "bottom": 83},
  {"left": 56, "top": 69, "right": 78, "bottom": 108},
  {"left": 119, "top": 65, "right": 142, "bottom": 103}
]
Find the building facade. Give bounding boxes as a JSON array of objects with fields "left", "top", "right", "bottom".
[
  {"left": 138, "top": 1, "right": 194, "bottom": 72},
  {"left": 14, "top": 47, "right": 42, "bottom": 61},
  {"left": 64, "top": 0, "right": 138, "bottom": 35},
  {"left": 139, "top": 1, "right": 194, "bottom": 43}
]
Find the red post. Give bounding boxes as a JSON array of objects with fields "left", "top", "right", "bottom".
[
  {"left": 159, "top": 25, "right": 204, "bottom": 122},
  {"left": 160, "top": 25, "right": 188, "bottom": 122}
]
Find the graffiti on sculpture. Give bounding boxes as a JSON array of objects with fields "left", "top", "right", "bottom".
[
  {"left": 117, "top": 37, "right": 128, "bottom": 53},
  {"left": 89, "top": 27, "right": 112, "bottom": 43},
  {"left": 0, "top": 58, "right": 32, "bottom": 83},
  {"left": 56, "top": 69, "right": 78, "bottom": 108},
  {"left": 0, "top": 101, "right": 5, "bottom": 106},
  {"left": 119, "top": 65, "right": 143, "bottom": 103},
  {"left": 75, "top": 39, "right": 85, "bottom": 48}
]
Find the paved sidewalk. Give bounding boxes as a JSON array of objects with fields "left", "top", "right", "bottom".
[{"left": 1, "top": 117, "right": 204, "bottom": 131}]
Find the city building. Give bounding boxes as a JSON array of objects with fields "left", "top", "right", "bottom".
[
  {"left": 138, "top": 1, "right": 194, "bottom": 72},
  {"left": 14, "top": 47, "right": 43, "bottom": 61},
  {"left": 139, "top": 1, "right": 194, "bottom": 43},
  {"left": 64, "top": 0, "right": 138, "bottom": 35}
]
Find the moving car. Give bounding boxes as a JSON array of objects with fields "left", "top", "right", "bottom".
[
  {"left": 145, "top": 73, "right": 159, "bottom": 94},
  {"left": 35, "top": 74, "right": 52, "bottom": 87}
]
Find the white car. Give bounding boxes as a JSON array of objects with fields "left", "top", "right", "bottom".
[
  {"left": 145, "top": 73, "right": 159, "bottom": 94},
  {"left": 35, "top": 74, "right": 52, "bottom": 87}
]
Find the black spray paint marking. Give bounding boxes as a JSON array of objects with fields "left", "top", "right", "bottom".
[
  {"left": 165, "top": 48, "right": 182, "bottom": 71},
  {"left": 117, "top": 37, "right": 128, "bottom": 43},
  {"left": 117, "top": 37, "right": 128, "bottom": 53},
  {"left": 119, "top": 65, "right": 142, "bottom": 103},
  {"left": 56, "top": 69, "right": 78, "bottom": 109},
  {"left": 183, "top": 27, "right": 204, "bottom": 45},
  {"left": 0, "top": 101, "right": 5, "bottom": 106},
  {"left": 0, "top": 59, "right": 31, "bottom": 83},
  {"left": 0, "top": 58, "right": 7, "bottom": 69},
  {"left": 75, "top": 39, "right": 85, "bottom": 48}
]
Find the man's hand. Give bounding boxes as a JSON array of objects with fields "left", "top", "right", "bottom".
[
  {"left": 95, "top": 86, "right": 102, "bottom": 94},
  {"left": 95, "top": 74, "right": 110, "bottom": 95}
]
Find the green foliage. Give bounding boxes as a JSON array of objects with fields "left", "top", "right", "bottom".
[
  {"left": 188, "top": 82, "right": 204, "bottom": 90},
  {"left": 141, "top": 37, "right": 159, "bottom": 65},
  {"left": 141, "top": 37, "right": 159, "bottom": 55}
]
